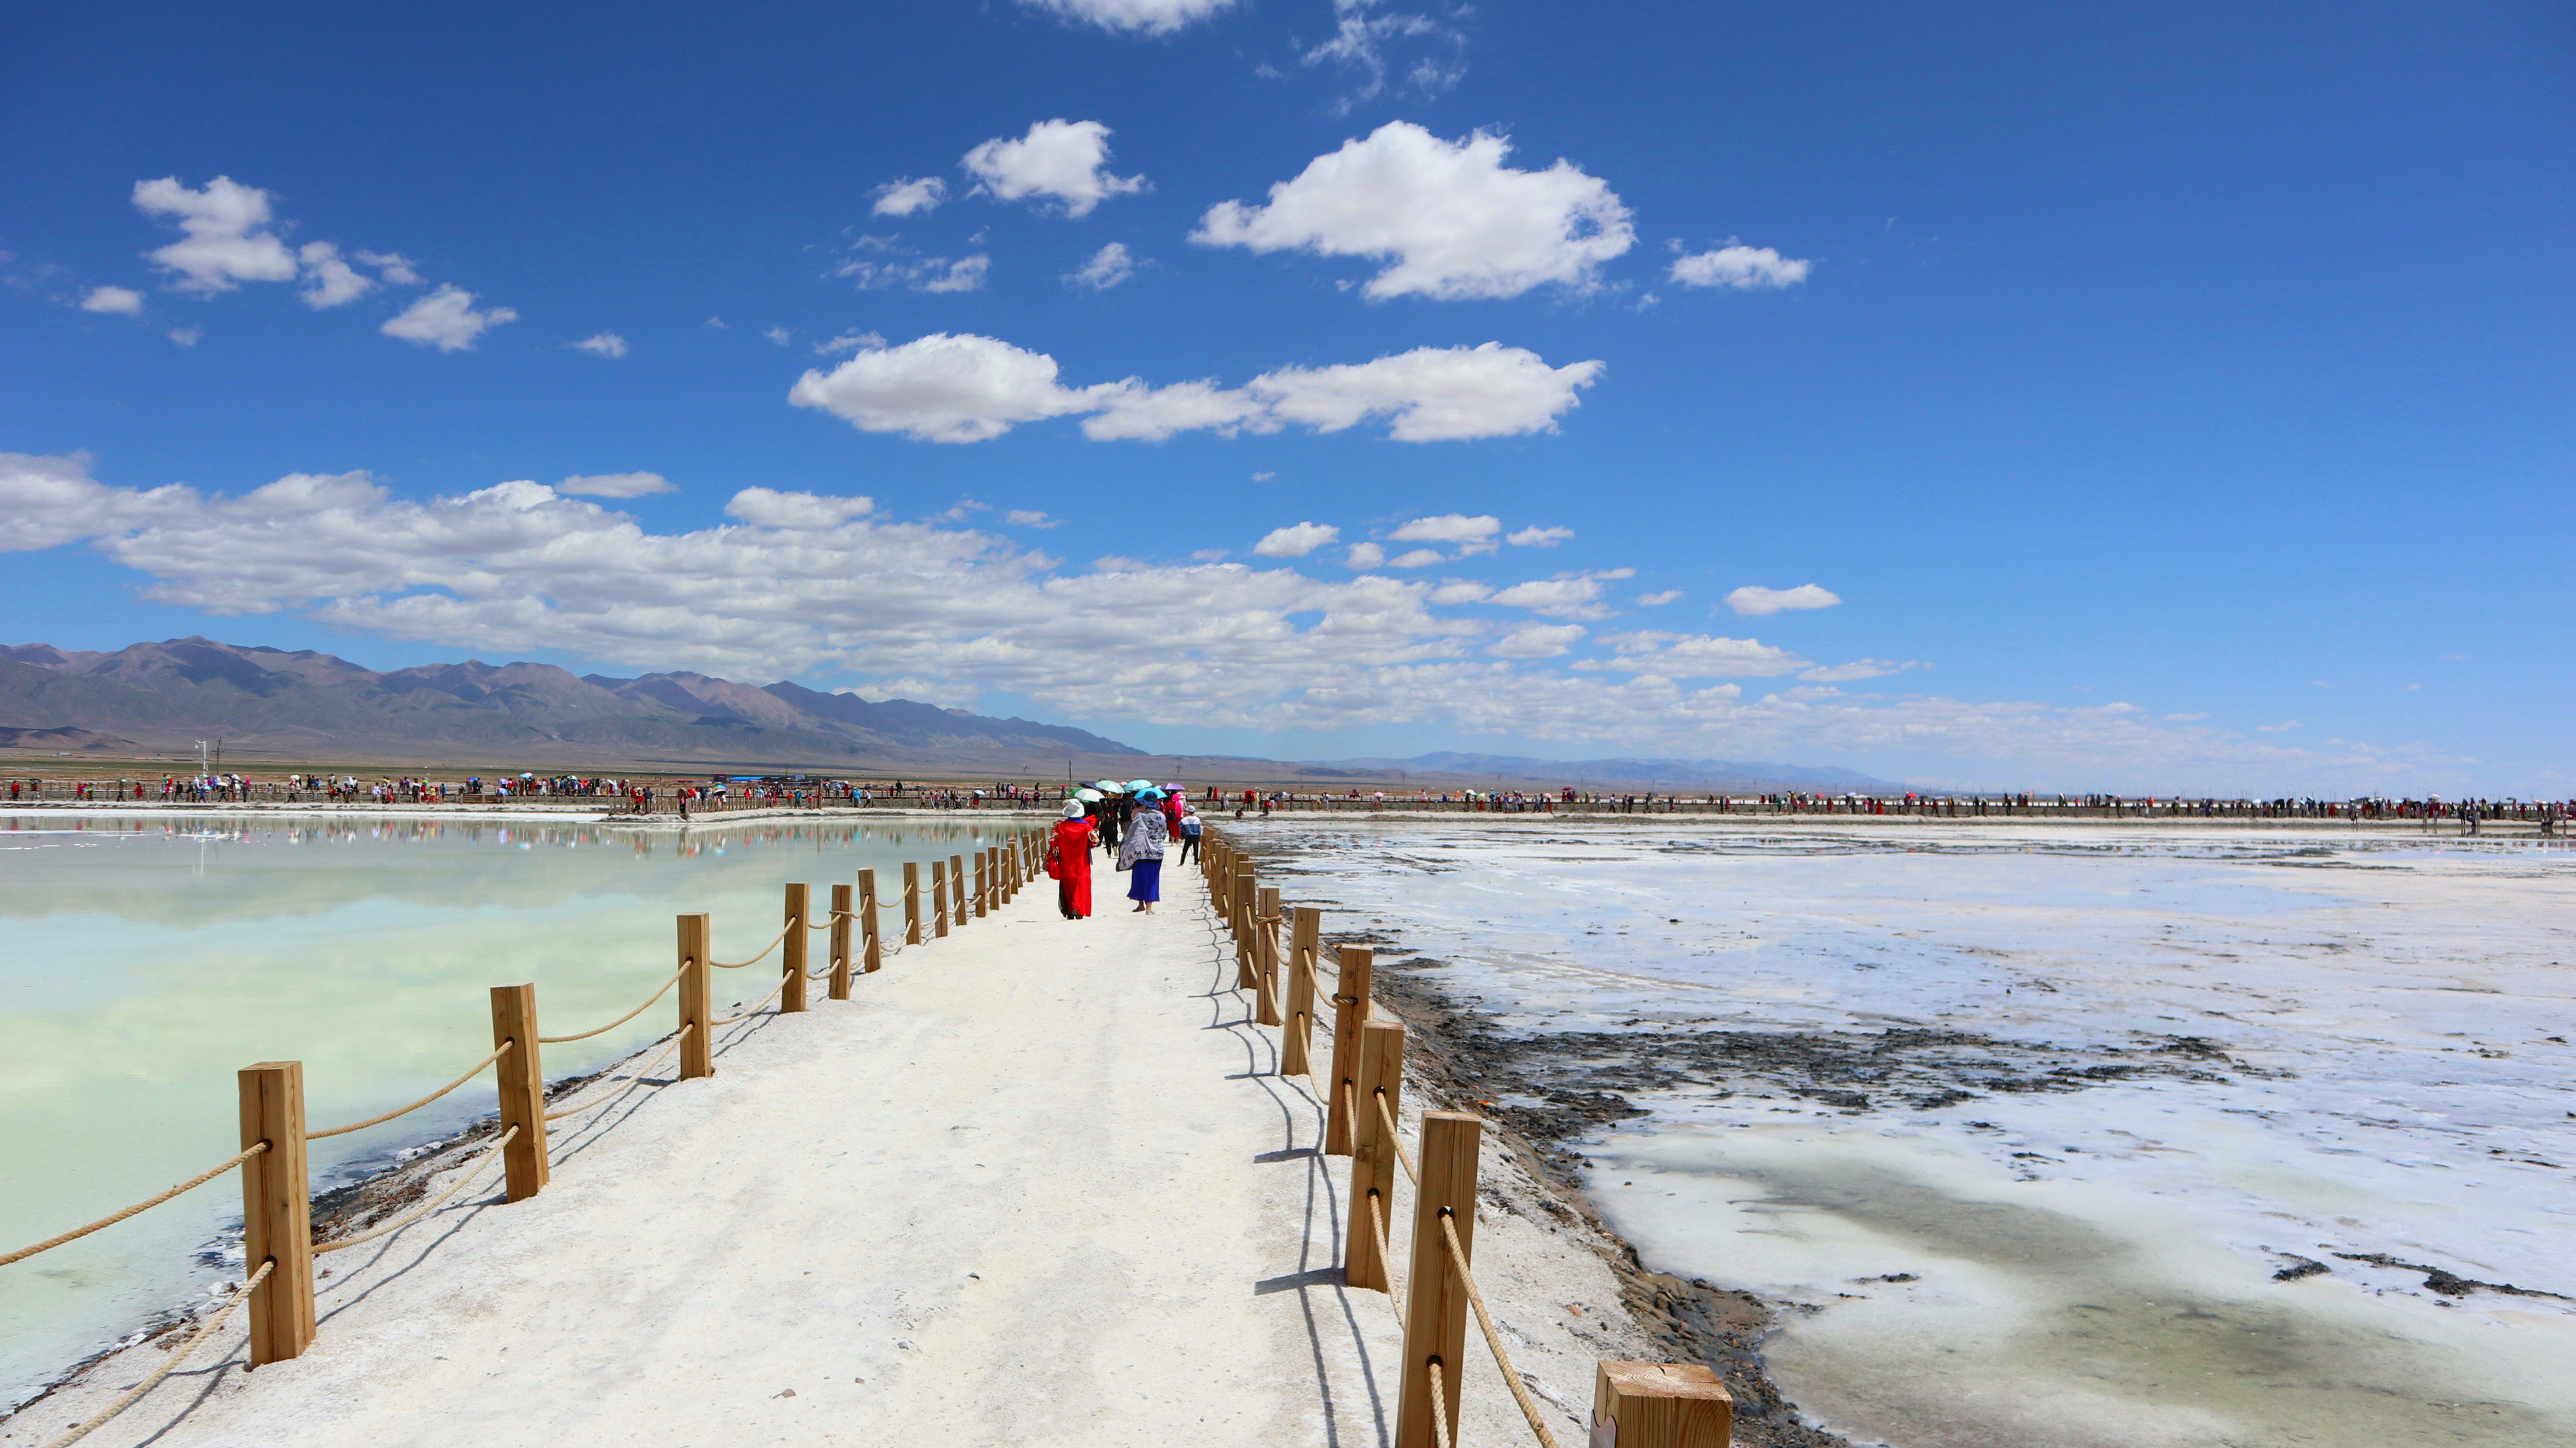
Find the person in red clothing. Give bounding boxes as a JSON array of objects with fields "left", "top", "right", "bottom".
[{"left": 1045, "top": 800, "right": 1096, "bottom": 920}]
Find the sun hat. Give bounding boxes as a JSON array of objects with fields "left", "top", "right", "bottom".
[{"left": 1062, "top": 801, "right": 1087, "bottom": 818}]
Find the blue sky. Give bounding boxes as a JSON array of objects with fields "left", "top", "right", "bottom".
[{"left": 3, "top": 1, "right": 2568, "bottom": 793}]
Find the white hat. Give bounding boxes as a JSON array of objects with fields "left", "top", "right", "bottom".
[{"left": 1063, "top": 800, "right": 1088, "bottom": 818}]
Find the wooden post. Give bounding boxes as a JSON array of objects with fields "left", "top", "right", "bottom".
[
  {"left": 860, "top": 869, "right": 883, "bottom": 972},
  {"left": 1395, "top": 1111, "right": 1483, "bottom": 1448},
  {"left": 782, "top": 883, "right": 810, "bottom": 1014},
  {"left": 678, "top": 913, "right": 713, "bottom": 1080},
  {"left": 1231, "top": 862, "right": 1258, "bottom": 988},
  {"left": 950, "top": 853, "right": 968, "bottom": 928},
  {"left": 903, "top": 862, "right": 921, "bottom": 944},
  {"left": 828, "top": 883, "right": 854, "bottom": 999},
  {"left": 1283, "top": 905, "right": 1318, "bottom": 1076},
  {"left": 1346, "top": 1019, "right": 1405, "bottom": 1293},
  {"left": 237, "top": 1061, "right": 314, "bottom": 1365},
  {"left": 488, "top": 985, "right": 547, "bottom": 1199},
  {"left": 932, "top": 860, "right": 950, "bottom": 939},
  {"left": 1325, "top": 947, "right": 1375, "bottom": 1155},
  {"left": 974, "top": 849, "right": 989, "bottom": 918},
  {"left": 1254, "top": 885, "right": 1283, "bottom": 1027},
  {"left": 1593, "top": 1362, "right": 1733, "bottom": 1448}
]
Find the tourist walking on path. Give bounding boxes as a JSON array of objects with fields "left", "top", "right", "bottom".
[
  {"left": 1046, "top": 800, "right": 1095, "bottom": 919},
  {"left": 1177, "top": 805, "right": 1201, "bottom": 864},
  {"left": 1120, "top": 787, "right": 1169, "bottom": 913}
]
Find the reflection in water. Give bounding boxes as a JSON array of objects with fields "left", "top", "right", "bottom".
[{"left": 0, "top": 812, "right": 1014, "bottom": 1407}]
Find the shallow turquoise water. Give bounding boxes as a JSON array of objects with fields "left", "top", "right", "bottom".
[{"left": 0, "top": 811, "right": 1014, "bottom": 1409}]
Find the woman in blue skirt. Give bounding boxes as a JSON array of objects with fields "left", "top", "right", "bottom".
[{"left": 1119, "top": 786, "right": 1169, "bottom": 913}]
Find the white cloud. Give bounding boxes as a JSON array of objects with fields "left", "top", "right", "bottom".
[
  {"left": 557, "top": 472, "right": 673, "bottom": 498},
  {"left": 132, "top": 176, "right": 297, "bottom": 293},
  {"left": 1488, "top": 623, "right": 1585, "bottom": 659},
  {"left": 1068, "top": 242, "right": 1136, "bottom": 290},
  {"left": 791, "top": 334, "right": 1600, "bottom": 445},
  {"left": 1588, "top": 630, "right": 1808, "bottom": 677},
  {"left": 832, "top": 237, "right": 989, "bottom": 293},
  {"left": 571, "top": 332, "right": 630, "bottom": 358},
  {"left": 870, "top": 176, "right": 949, "bottom": 217},
  {"left": 919, "top": 256, "right": 989, "bottom": 293},
  {"left": 1506, "top": 525, "right": 1572, "bottom": 548},
  {"left": 296, "top": 242, "right": 375, "bottom": 308},
  {"left": 167, "top": 326, "right": 200, "bottom": 347},
  {"left": 1428, "top": 580, "right": 1492, "bottom": 604},
  {"left": 1390, "top": 513, "right": 1501, "bottom": 546},
  {"left": 962, "top": 120, "right": 1147, "bottom": 218},
  {"left": 1637, "top": 590, "right": 1682, "bottom": 606},
  {"left": 1799, "top": 659, "right": 1923, "bottom": 683},
  {"left": 1388, "top": 548, "right": 1447, "bottom": 568},
  {"left": 1006, "top": 509, "right": 1060, "bottom": 528},
  {"left": 1724, "top": 583, "right": 1841, "bottom": 616},
  {"left": 1302, "top": 1, "right": 1466, "bottom": 110},
  {"left": 2256, "top": 720, "right": 2302, "bottom": 733},
  {"left": 381, "top": 285, "right": 518, "bottom": 352},
  {"left": 1252, "top": 471, "right": 1276, "bottom": 482},
  {"left": 705, "top": 315, "right": 731, "bottom": 330},
  {"left": 1021, "top": 0, "right": 1235, "bottom": 34},
  {"left": 764, "top": 326, "right": 791, "bottom": 346},
  {"left": 81, "top": 285, "right": 144, "bottom": 315},
  {"left": 0, "top": 449, "right": 2491, "bottom": 792},
  {"left": 1193, "top": 122, "right": 1632, "bottom": 300},
  {"left": 355, "top": 250, "right": 422, "bottom": 286},
  {"left": 1346, "top": 542, "right": 1386, "bottom": 568},
  {"left": 1489, "top": 572, "right": 1626, "bottom": 621},
  {"left": 1669, "top": 244, "right": 1810, "bottom": 290},
  {"left": 1254, "top": 522, "right": 1339, "bottom": 557},
  {"left": 815, "top": 330, "right": 886, "bottom": 356}
]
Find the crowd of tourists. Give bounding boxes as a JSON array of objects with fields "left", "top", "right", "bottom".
[{"left": 1042, "top": 779, "right": 1202, "bottom": 921}]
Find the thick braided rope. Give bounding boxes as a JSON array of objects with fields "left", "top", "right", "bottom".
[
  {"left": 312, "top": 1125, "right": 517, "bottom": 1255},
  {"left": 709, "top": 924, "right": 792, "bottom": 968},
  {"left": 542, "top": 1026, "right": 692, "bottom": 1122},
  {"left": 1441, "top": 1208, "right": 1565, "bottom": 1448},
  {"left": 1376, "top": 1089, "right": 1421, "bottom": 1185},
  {"left": 1366, "top": 1186, "right": 1402, "bottom": 1306},
  {"left": 1427, "top": 1358, "right": 1454, "bottom": 1448},
  {"left": 538, "top": 967, "right": 683, "bottom": 1043},
  {"left": 39, "top": 1258, "right": 275, "bottom": 1448},
  {"left": 712, "top": 970, "right": 792, "bottom": 1025},
  {"left": 308, "top": 1040, "right": 513, "bottom": 1140},
  {"left": 1, "top": 1142, "right": 269, "bottom": 1268}
]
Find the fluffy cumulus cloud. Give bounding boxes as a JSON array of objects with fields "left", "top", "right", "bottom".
[
  {"left": 789, "top": 333, "right": 1601, "bottom": 445},
  {"left": 571, "top": 332, "right": 629, "bottom": 358},
  {"left": 1254, "top": 522, "right": 1340, "bottom": 557},
  {"left": 1389, "top": 513, "right": 1501, "bottom": 547},
  {"left": 1021, "top": 0, "right": 1235, "bottom": 34},
  {"left": 1725, "top": 583, "right": 1841, "bottom": 616},
  {"left": 1799, "top": 659, "right": 1923, "bottom": 683},
  {"left": 1669, "top": 244, "right": 1810, "bottom": 290},
  {"left": 5, "top": 449, "right": 2409, "bottom": 789},
  {"left": 963, "top": 120, "right": 1147, "bottom": 218},
  {"left": 1194, "top": 122, "right": 1633, "bottom": 300},
  {"left": 296, "top": 242, "right": 375, "bottom": 308},
  {"left": 133, "top": 176, "right": 298, "bottom": 293},
  {"left": 870, "top": 176, "right": 949, "bottom": 217},
  {"left": 1508, "top": 526, "right": 1573, "bottom": 548},
  {"left": 557, "top": 472, "right": 673, "bottom": 498},
  {"left": 381, "top": 285, "right": 518, "bottom": 352},
  {"left": 1068, "top": 242, "right": 1137, "bottom": 290},
  {"left": 81, "top": 286, "right": 144, "bottom": 315}
]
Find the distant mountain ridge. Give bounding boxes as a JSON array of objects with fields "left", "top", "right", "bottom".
[
  {"left": 1307, "top": 751, "right": 1905, "bottom": 793},
  {"left": 0, "top": 637, "right": 1141, "bottom": 767}
]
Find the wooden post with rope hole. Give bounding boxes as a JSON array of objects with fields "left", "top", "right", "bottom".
[
  {"left": 1345, "top": 1019, "right": 1405, "bottom": 1293},
  {"left": 488, "top": 984, "right": 547, "bottom": 1198},
  {"left": 1592, "top": 1361, "right": 1734, "bottom": 1448},
  {"left": 1325, "top": 946, "right": 1375, "bottom": 1155},
  {"left": 1395, "top": 1111, "right": 1482, "bottom": 1448},
  {"left": 828, "top": 883, "right": 854, "bottom": 999},
  {"left": 932, "top": 861, "right": 950, "bottom": 939},
  {"left": 678, "top": 913, "right": 713, "bottom": 1080},
  {"left": 973, "top": 851, "right": 989, "bottom": 919},
  {"left": 1231, "top": 862, "right": 1258, "bottom": 989},
  {"left": 1254, "top": 885, "right": 1284, "bottom": 1027},
  {"left": 860, "top": 868, "right": 883, "bottom": 972},
  {"left": 237, "top": 1061, "right": 314, "bottom": 1365},
  {"left": 903, "top": 861, "right": 921, "bottom": 944},
  {"left": 782, "top": 883, "right": 810, "bottom": 1014},
  {"left": 950, "top": 853, "right": 969, "bottom": 928},
  {"left": 1282, "top": 905, "right": 1320, "bottom": 1076}
]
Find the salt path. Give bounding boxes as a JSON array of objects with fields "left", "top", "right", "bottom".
[{"left": 7, "top": 855, "right": 1651, "bottom": 1448}]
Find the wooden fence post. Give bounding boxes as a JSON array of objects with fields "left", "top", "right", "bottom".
[
  {"left": 1325, "top": 947, "right": 1374, "bottom": 1155},
  {"left": 974, "top": 851, "right": 989, "bottom": 919},
  {"left": 860, "top": 868, "right": 883, "bottom": 972},
  {"left": 1346, "top": 1019, "right": 1406, "bottom": 1293},
  {"left": 782, "top": 883, "right": 810, "bottom": 1014},
  {"left": 1283, "top": 905, "right": 1319, "bottom": 1077},
  {"left": 1396, "top": 1111, "right": 1483, "bottom": 1448},
  {"left": 1593, "top": 1362, "right": 1733, "bottom": 1448},
  {"left": 950, "top": 853, "right": 968, "bottom": 928},
  {"left": 903, "top": 862, "right": 921, "bottom": 944},
  {"left": 488, "top": 985, "right": 547, "bottom": 1199},
  {"left": 932, "top": 861, "right": 950, "bottom": 939},
  {"left": 237, "top": 1061, "right": 314, "bottom": 1366},
  {"left": 1254, "top": 885, "right": 1283, "bottom": 1027},
  {"left": 828, "top": 883, "right": 854, "bottom": 999},
  {"left": 678, "top": 913, "right": 713, "bottom": 1080},
  {"left": 1231, "top": 862, "right": 1258, "bottom": 989}
]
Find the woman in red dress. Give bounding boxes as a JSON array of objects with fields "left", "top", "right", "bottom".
[{"left": 1044, "top": 800, "right": 1096, "bottom": 919}]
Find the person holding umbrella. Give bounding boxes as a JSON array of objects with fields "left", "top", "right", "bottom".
[
  {"left": 1045, "top": 799, "right": 1096, "bottom": 919},
  {"left": 1119, "top": 787, "right": 1170, "bottom": 913}
]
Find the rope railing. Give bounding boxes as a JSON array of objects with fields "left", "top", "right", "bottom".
[
  {"left": 39, "top": 1257, "right": 275, "bottom": 1448},
  {"left": 709, "top": 923, "right": 793, "bottom": 968},
  {"left": 0, "top": 1142, "right": 270, "bottom": 1268},
  {"left": 313, "top": 1125, "right": 518, "bottom": 1255},
  {"left": 1441, "top": 1208, "right": 1564, "bottom": 1448},
  {"left": 1428, "top": 1359, "right": 1455, "bottom": 1448},
  {"left": 1376, "top": 1088, "right": 1420, "bottom": 1184},
  {"left": 537, "top": 966, "right": 684, "bottom": 1043},
  {"left": 308, "top": 1041, "right": 515, "bottom": 1140},
  {"left": 712, "top": 966, "right": 794, "bottom": 1025},
  {"left": 543, "top": 1026, "right": 693, "bottom": 1123}
]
